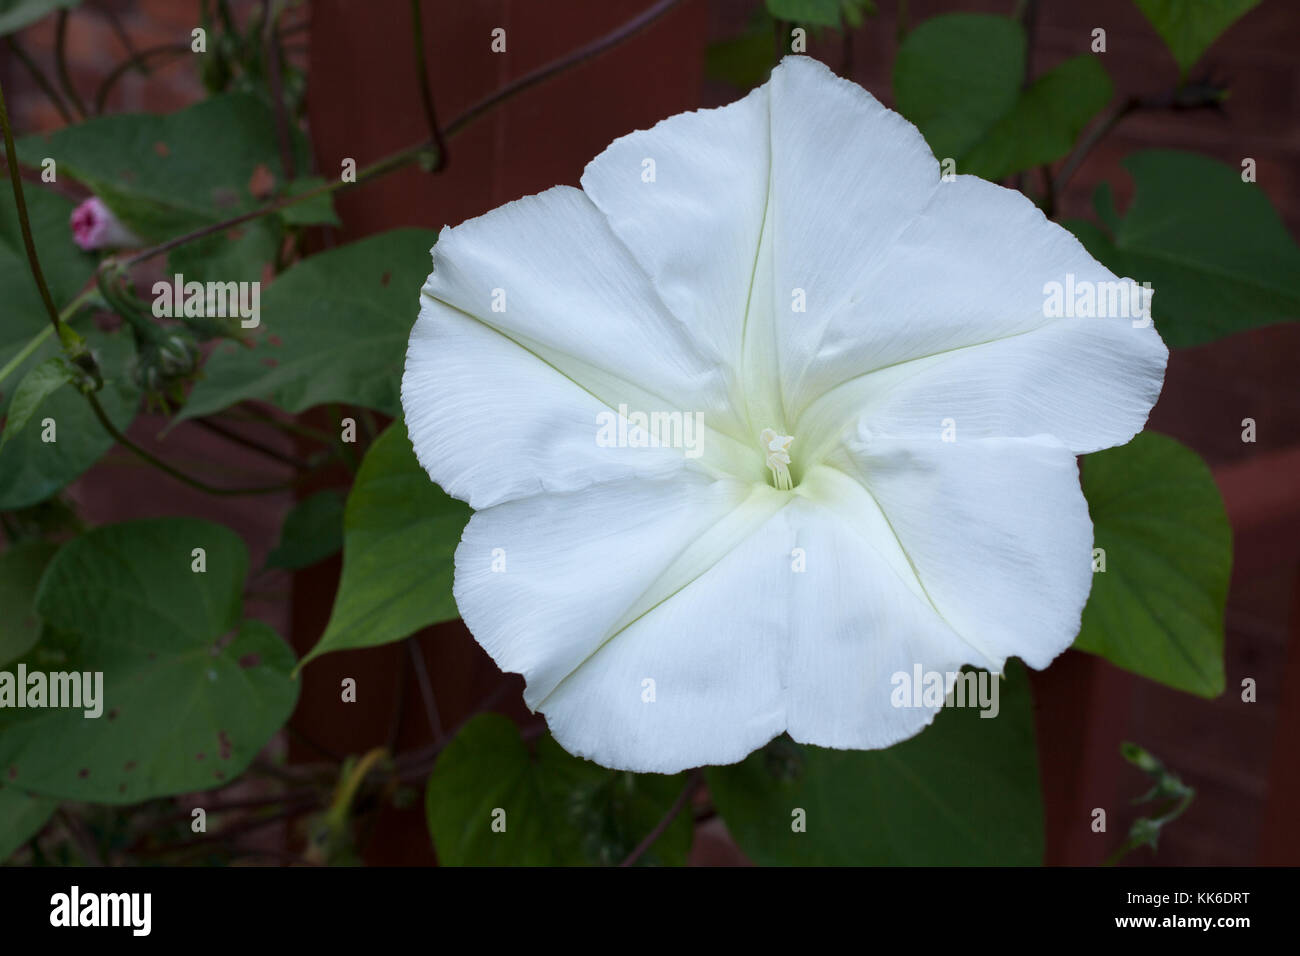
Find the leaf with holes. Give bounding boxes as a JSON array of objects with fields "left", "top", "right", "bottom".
[
  {"left": 0, "top": 185, "right": 138, "bottom": 509},
  {"left": 0, "top": 326, "right": 138, "bottom": 509},
  {"left": 0, "top": 518, "right": 298, "bottom": 803},
  {"left": 16, "top": 93, "right": 310, "bottom": 241},
  {"left": 177, "top": 229, "right": 439, "bottom": 422}
]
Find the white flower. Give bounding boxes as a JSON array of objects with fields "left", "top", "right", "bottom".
[{"left": 401, "top": 56, "right": 1167, "bottom": 773}]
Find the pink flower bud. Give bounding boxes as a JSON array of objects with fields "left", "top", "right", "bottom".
[{"left": 69, "top": 197, "right": 142, "bottom": 251}]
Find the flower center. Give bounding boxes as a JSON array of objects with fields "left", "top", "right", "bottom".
[{"left": 760, "top": 427, "right": 795, "bottom": 490}]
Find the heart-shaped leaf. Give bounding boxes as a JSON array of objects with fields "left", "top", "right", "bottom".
[{"left": 0, "top": 517, "right": 299, "bottom": 803}]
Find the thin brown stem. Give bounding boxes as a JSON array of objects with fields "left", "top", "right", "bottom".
[
  {"left": 87, "top": 391, "right": 294, "bottom": 496},
  {"left": 5, "top": 37, "right": 73, "bottom": 123},
  {"left": 194, "top": 417, "right": 311, "bottom": 470},
  {"left": 408, "top": 0, "right": 447, "bottom": 171},
  {"left": 263, "top": 0, "right": 296, "bottom": 180},
  {"left": 0, "top": 79, "right": 65, "bottom": 336},
  {"left": 407, "top": 639, "right": 444, "bottom": 742},
  {"left": 443, "top": 0, "right": 685, "bottom": 139},
  {"left": 619, "top": 770, "right": 703, "bottom": 866},
  {"left": 1052, "top": 96, "right": 1138, "bottom": 201},
  {"left": 96, "top": 1, "right": 150, "bottom": 78},
  {"left": 101, "top": 0, "right": 685, "bottom": 273},
  {"left": 54, "top": 11, "right": 88, "bottom": 119},
  {"left": 57, "top": 808, "right": 104, "bottom": 866},
  {"left": 94, "top": 43, "right": 191, "bottom": 115},
  {"left": 146, "top": 802, "right": 315, "bottom": 855},
  {"left": 1053, "top": 81, "right": 1224, "bottom": 205},
  {"left": 393, "top": 682, "right": 514, "bottom": 779}
]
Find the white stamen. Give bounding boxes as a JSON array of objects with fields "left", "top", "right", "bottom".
[{"left": 760, "top": 427, "right": 795, "bottom": 490}]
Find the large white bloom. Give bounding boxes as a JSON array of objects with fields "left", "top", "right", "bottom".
[{"left": 402, "top": 56, "right": 1167, "bottom": 773}]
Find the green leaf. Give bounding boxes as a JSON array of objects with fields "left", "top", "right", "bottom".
[
  {"left": 0, "top": 356, "right": 71, "bottom": 448},
  {"left": 1134, "top": 0, "right": 1260, "bottom": 76},
  {"left": 16, "top": 93, "right": 310, "bottom": 242},
  {"left": 178, "top": 228, "right": 439, "bottom": 422},
  {"left": 266, "top": 489, "right": 345, "bottom": 570},
  {"left": 0, "top": 326, "right": 138, "bottom": 510},
  {"left": 425, "top": 713, "right": 693, "bottom": 866},
  {"left": 1075, "top": 432, "right": 1230, "bottom": 697},
  {"left": 959, "top": 55, "right": 1113, "bottom": 181},
  {"left": 299, "top": 424, "right": 468, "bottom": 668},
  {"left": 767, "top": 0, "right": 843, "bottom": 28},
  {"left": 0, "top": 786, "right": 56, "bottom": 862},
  {"left": 0, "top": 0, "right": 78, "bottom": 37},
  {"left": 708, "top": 662, "right": 1043, "bottom": 865},
  {"left": 0, "top": 184, "right": 138, "bottom": 508},
  {"left": 706, "top": 27, "right": 775, "bottom": 90},
  {"left": 166, "top": 215, "right": 282, "bottom": 285},
  {"left": 278, "top": 177, "right": 341, "bottom": 227},
  {"left": 1067, "top": 150, "right": 1300, "bottom": 347},
  {"left": 0, "top": 518, "right": 299, "bottom": 803},
  {"left": 0, "top": 539, "right": 59, "bottom": 666},
  {"left": 0, "top": 175, "right": 96, "bottom": 325},
  {"left": 893, "top": 14, "right": 1025, "bottom": 162},
  {"left": 766, "top": 0, "right": 873, "bottom": 29},
  {"left": 893, "top": 14, "right": 1111, "bottom": 180}
]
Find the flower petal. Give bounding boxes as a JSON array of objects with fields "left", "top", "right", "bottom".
[
  {"left": 456, "top": 457, "right": 1016, "bottom": 771},
  {"left": 782, "top": 476, "right": 996, "bottom": 750},
  {"left": 402, "top": 186, "right": 760, "bottom": 509},
  {"left": 454, "top": 473, "right": 792, "bottom": 771},
  {"left": 790, "top": 176, "right": 1167, "bottom": 460},
  {"left": 535, "top": 498, "right": 794, "bottom": 773},
  {"left": 825, "top": 430, "right": 1095, "bottom": 670},
  {"left": 766, "top": 57, "right": 941, "bottom": 416},
  {"left": 580, "top": 83, "right": 770, "bottom": 413}
]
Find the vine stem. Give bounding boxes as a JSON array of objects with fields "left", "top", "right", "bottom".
[
  {"left": 54, "top": 11, "right": 88, "bottom": 119},
  {"left": 5, "top": 36, "right": 74, "bottom": 123},
  {"left": 194, "top": 417, "right": 312, "bottom": 470},
  {"left": 442, "top": 0, "right": 685, "bottom": 139},
  {"left": 263, "top": 0, "right": 297, "bottom": 180},
  {"left": 1052, "top": 81, "right": 1225, "bottom": 204},
  {"left": 98, "top": 0, "right": 686, "bottom": 272},
  {"left": 619, "top": 770, "right": 704, "bottom": 867},
  {"left": 94, "top": 43, "right": 191, "bottom": 115},
  {"left": 406, "top": 638, "right": 444, "bottom": 742},
  {"left": 57, "top": 808, "right": 103, "bottom": 866},
  {"left": 0, "top": 288, "right": 97, "bottom": 389},
  {"left": 4, "top": 0, "right": 687, "bottom": 496},
  {"left": 86, "top": 390, "right": 296, "bottom": 495},
  {"left": 1052, "top": 96, "right": 1138, "bottom": 202},
  {"left": 408, "top": 0, "right": 447, "bottom": 171},
  {"left": 0, "top": 79, "right": 66, "bottom": 337}
]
